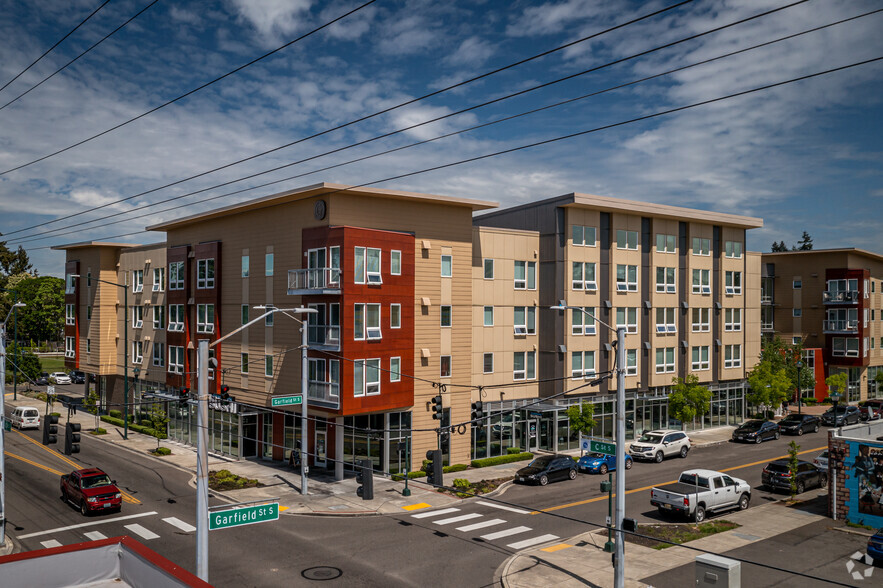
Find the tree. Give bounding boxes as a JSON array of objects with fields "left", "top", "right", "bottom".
[
  {"left": 756, "top": 337, "right": 813, "bottom": 404},
  {"left": 797, "top": 231, "right": 813, "bottom": 251},
  {"left": 771, "top": 241, "right": 788, "bottom": 252},
  {"left": 0, "top": 239, "right": 34, "bottom": 281},
  {"left": 825, "top": 372, "right": 849, "bottom": 401},
  {"left": 668, "top": 375, "right": 712, "bottom": 429},
  {"left": 147, "top": 404, "right": 169, "bottom": 448},
  {"left": 13, "top": 276, "right": 65, "bottom": 345},
  {"left": 788, "top": 440, "right": 801, "bottom": 499},
  {"left": 748, "top": 360, "right": 791, "bottom": 414},
  {"left": 566, "top": 401, "right": 596, "bottom": 448},
  {"left": 4, "top": 342, "right": 40, "bottom": 383}
]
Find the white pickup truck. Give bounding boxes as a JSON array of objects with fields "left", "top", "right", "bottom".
[{"left": 650, "top": 469, "right": 751, "bottom": 522}]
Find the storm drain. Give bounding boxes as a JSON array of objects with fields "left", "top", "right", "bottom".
[{"left": 302, "top": 567, "right": 343, "bottom": 581}]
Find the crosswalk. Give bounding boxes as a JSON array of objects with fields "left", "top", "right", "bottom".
[
  {"left": 405, "top": 501, "right": 565, "bottom": 552},
  {"left": 25, "top": 514, "right": 196, "bottom": 549}
]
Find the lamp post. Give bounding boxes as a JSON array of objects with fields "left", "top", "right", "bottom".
[
  {"left": 551, "top": 303, "right": 627, "bottom": 588},
  {"left": 71, "top": 274, "right": 129, "bottom": 439},
  {"left": 1, "top": 301, "right": 27, "bottom": 547},
  {"left": 796, "top": 360, "right": 803, "bottom": 416}
]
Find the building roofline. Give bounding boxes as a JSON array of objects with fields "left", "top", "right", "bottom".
[
  {"left": 51, "top": 241, "right": 142, "bottom": 251},
  {"left": 473, "top": 225, "right": 540, "bottom": 237},
  {"left": 762, "top": 247, "right": 883, "bottom": 263},
  {"left": 146, "top": 182, "right": 499, "bottom": 232}
]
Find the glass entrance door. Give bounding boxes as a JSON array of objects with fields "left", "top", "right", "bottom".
[
  {"left": 315, "top": 430, "right": 327, "bottom": 468},
  {"left": 241, "top": 414, "right": 258, "bottom": 458}
]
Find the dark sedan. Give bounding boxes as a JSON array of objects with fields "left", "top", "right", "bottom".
[
  {"left": 514, "top": 455, "right": 577, "bottom": 486},
  {"left": 761, "top": 459, "right": 826, "bottom": 494},
  {"left": 821, "top": 405, "right": 860, "bottom": 426},
  {"left": 68, "top": 370, "right": 86, "bottom": 384},
  {"left": 732, "top": 420, "right": 779, "bottom": 443},
  {"left": 777, "top": 414, "right": 820, "bottom": 436},
  {"left": 34, "top": 372, "right": 50, "bottom": 386}
]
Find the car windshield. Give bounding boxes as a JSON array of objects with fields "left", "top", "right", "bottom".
[
  {"left": 82, "top": 475, "right": 113, "bottom": 489},
  {"left": 781, "top": 415, "right": 802, "bottom": 423},
  {"left": 740, "top": 421, "right": 762, "bottom": 431},
  {"left": 528, "top": 457, "right": 554, "bottom": 467},
  {"left": 827, "top": 407, "right": 847, "bottom": 414},
  {"left": 584, "top": 453, "right": 606, "bottom": 459},
  {"left": 678, "top": 473, "right": 710, "bottom": 488},
  {"left": 638, "top": 433, "right": 663, "bottom": 444}
]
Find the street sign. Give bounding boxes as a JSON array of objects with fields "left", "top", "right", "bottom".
[
  {"left": 590, "top": 440, "right": 616, "bottom": 455},
  {"left": 271, "top": 395, "right": 303, "bottom": 407},
  {"left": 209, "top": 503, "right": 279, "bottom": 530},
  {"left": 47, "top": 385, "right": 56, "bottom": 396}
]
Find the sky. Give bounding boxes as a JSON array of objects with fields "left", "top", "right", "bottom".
[{"left": 0, "top": 0, "right": 881, "bottom": 277}]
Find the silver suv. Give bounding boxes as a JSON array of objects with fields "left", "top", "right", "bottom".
[{"left": 629, "top": 429, "right": 691, "bottom": 463}]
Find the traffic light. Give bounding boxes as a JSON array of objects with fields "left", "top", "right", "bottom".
[
  {"left": 471, "top": 401, "right": 484, "bottom": 422},
  {"left": 64, "top": 422, "right": 81, "bottom": 455},
  {"left": 431, "top": 395, "right": 443, "bottom": 420},
  {"left": 425, "top": 449, "right": 443, "bottom": 486},
  {"left": 218, "top": 385, "right": 234, "bottom": 404},
  {"left": 42, "top": 414, "right": 58, "bottom": 445},
  {"left": 356, "top": 459, "right": 374, "bottom": 500},
  {"left": 178, "top": 388, "right": 190, "bottom": 407}
]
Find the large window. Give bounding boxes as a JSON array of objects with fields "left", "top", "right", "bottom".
[
  {"left": 692, "top": 237, "right": 710, "bottom": 256},
  {"left": 725, "top": 271, "right": 742, "bottom": 295},
  {"left": 152, "top": 342, "right": 165, "bottom": 367},
  {"left": 616, "top": 264, "right": 638, "bottom": 291},
  {"left": 132, "top": 341, "right": 143, "bottom": 364},
  {"left": 571, "top": 307, "right": 596, "bottom": 335},
  {"left": 572, "top": 225, "right": 596, "bottom": 246},
  {"left": 197, "top": 259, "right": 215, "bottom": 289},
  {"left": 169, "top": 304, "right": 185, "bottom": 332},
  {"left": 655, "top": 307, "right": 676, "bottom": 333},
  {"left": 152, "top": 267, "right": 165, "bottom": 291},
  {"left": 132, "top": 270, "right": 144, "bottom": 293},
  {"left": 152, "top": 305, "right": 165, "bottom": 330},
  {"left": 724, "top": 344, "right": 742, "bottom": 368},
  {"left": 513, "top": 306, "right": 536, "bottom": 335},
  {"left": 169, "top": 346, "right": 184, "bottom": 374},
  {"left": 691, "top": 345, "right": 709, "bottom": 371},
  {"left": 655, "top": 347, "right": 675, "bottom": 373},
  {"left": 832, "top": 337, "right": 860, "bottom": 357},
  {"left": 197, "top": 304, "right": 215, "bottom": 334},
  {"left": 656, "top": 267, "right": 676, "bottom": 293},
  {"left": 692, "top": 269, "right": 711, "bottom": 294},
  {"left": 513, "top": 351, "right": 536, "bottom": 380},
  {"left": 354, "top": 247, "right": 365, "bottom": 284},
  {"left": 353, "top": 303, "right": 381, "bottom": 339},
  {"left": 390, "top": 250, "right": 402, "bottom": 275},
  {"left": 65, "top": 336, "right": 75, "bottom": 358},
  {"left": 572, "top": 262, "right": 597, "bottom": 290},
  {"left": 132, "top": 306, "right": 143, "bottom": 329},
  {"left": 514, "top": 260, "right": 536, "bottom": 290},
  {"left": 625, "top": 350, "right": 637, "bottom": 375},
  {"left": 169, "top": 261, "right": 184, "bottom": 290},
  {"left": 571, "top": 351, "right": 596, "bottom": 379},
  {"left": 725, "top": 241, "right": 742, "bottom": 258},
  {"left": 616, "top": 229, "right": 638, "bottom": 250},
  {"left": 692, "top": 308, "right": 710, "bottom": 332},
  {"left": 615, "top": 307, "right": 638, "bottom": 334},
  {"left": 366, "top": 248, "right": 381, "bottom": 283},
  {"left": 65, "top": 304, "right": 75, "bottom": 326},
  {"left": 656, "top": 233, "right": 676, "bottom": 253},
  {"left": 725, "top": 308, "right": 742, "bottom": 331}
]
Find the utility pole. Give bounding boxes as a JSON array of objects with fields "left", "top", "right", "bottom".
[
  {"left": 196, "top": 340, "right": 210, "bottom": 582},
  {"left": 300, "top": 319, "right": 309, "bottom": 496},
  {"left": 0, "top": 301, "right": 26, "bottom": 547},
  {"left": 614, "top": 325, "right": 626, "bottom": 588}
]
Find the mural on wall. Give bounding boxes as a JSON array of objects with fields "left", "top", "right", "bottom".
[{"left": 846, "top": 441, "right": 883, "bottom": 524}]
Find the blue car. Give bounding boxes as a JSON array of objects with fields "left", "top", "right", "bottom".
[
  {"left": 869, "top": 528, "right": 883, "bottom": 563},
  {"left": 577, "top": 452, "right": 633, "bottom": 475}
]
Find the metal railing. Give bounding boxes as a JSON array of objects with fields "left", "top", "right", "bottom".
[
  {"left": 823, "top": 290, "right": 858, "bottom": 303},
  {"left": 308, "top": 325, "right": 340, "bottom": 347},
  {"left": 287, "top": 268, "right": 341, "bottom": 291},
  {"left": 823, "top": 319, "right": 858, "bottom": 333},
  {"left": 308, "top": 381, "right": 340, "bottom": 408}
]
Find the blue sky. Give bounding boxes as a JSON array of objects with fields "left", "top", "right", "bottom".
[{"left": 0, "top": 0, "right": 881, "bottom": 277}]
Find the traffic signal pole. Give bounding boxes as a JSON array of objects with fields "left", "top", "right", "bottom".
[{"left": 196, "top": 340, "right": 209, "bottom": 582}]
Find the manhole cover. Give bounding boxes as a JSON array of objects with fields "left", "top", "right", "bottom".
[{"left": 302, "top": 567, "right": 343, "bottom": 581}]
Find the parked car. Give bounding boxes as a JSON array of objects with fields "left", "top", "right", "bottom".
[
  {"left": 650, "top": 469, "right": 751, "bottom": 522},
  {"left": 761, "top": 459, "right": 827, "bottom": 494},
  {"left": 859, "top": 399, "right": 883, "bottom": 421},
  {"left": 868, "top": 528, "right": 883, "bottom": 563},
  {"left": 50, "top": 372, "right": 72, "bottom": 385},
  {"left": 821, "top": 405, "right": 861, "bottom": 426},
  {"left": 10, "top": 406, "right": 41, "bottom": 430},
  {"left": 514, "top": 454, "right": 577, "bottom": 486},
  {"left": 577, "top": 452, "right": 633, "bottom": 475},
  {"left": 34, "top": 372, "right": 50, "bottom": 386},
  {"left": 777, "top": 414, "right": 821, "bottom": 436},
  {"left": 628, "top": 430, "right": 691, "bottom": 463},
  {"left": 68, "top": 370, "right": 86, "bottom": 384},
  {"left": 732, "top": 420, "right": 780, "bottom": 443},
  {"left": 60, "top": 468, "right": 122, "bottom": 516},
  {"left": 813, "top": 450, "right": 829, "bottom": 470}
]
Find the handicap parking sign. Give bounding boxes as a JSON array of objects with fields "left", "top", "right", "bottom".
[{"left": 581, "top": 438, "right": 590, "bottom": 451}]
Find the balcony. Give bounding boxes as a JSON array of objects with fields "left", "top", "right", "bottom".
[
  {"left": 823, "top": 290, "right": 858, "bottom": 304},
  {"left": 287, "top": 268, "right": 341, "bottom": 296},
  {"left": 308, "top": 324, "right": 340, "bottom": 350},
  {"left": 823, "top": 319, "right": 858, "bottom": 334},
  {"left": 308, "top": 381, "right": 340, "bottom": 409}
]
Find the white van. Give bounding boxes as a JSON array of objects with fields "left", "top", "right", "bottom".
[{"left": 11, "top": 406, "right": 41, "bottom": 430}]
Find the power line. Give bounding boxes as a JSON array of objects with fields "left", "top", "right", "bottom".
[{"left": 0, "top": 0, "right": 113, "bottom": 94}]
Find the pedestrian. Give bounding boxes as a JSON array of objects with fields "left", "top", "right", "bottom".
[{"left": 289, "top": 442, "right": 301, "bottom": 468}]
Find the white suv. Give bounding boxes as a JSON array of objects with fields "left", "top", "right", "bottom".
[{"left": 629, "top": 429, "right": 691, "bottom": 463}]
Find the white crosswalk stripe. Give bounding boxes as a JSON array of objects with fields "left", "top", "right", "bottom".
[
  {"left": 125, "top": 523, "right": 160, "bottom": 540},
  {"left": 474, "top": 500, "right": 531, "bottom": 514},
  {"left": 411, "top": 507, "right": 460, "bottom": 519},
  {"left": 163, "top": 517, "right": 197, "bottom": 532},
  {"left": 480, "top": 526, "right": 532, "bottom": 541},
  {"left": 507, "top": 534, "right": 559, "bottom": 550},
  {"left": 84, "top": 531, "right": 107, "bottom": 541},
  {"left": 433, "top": 513, "right": 482, "bottom": 526},
  {"left": 41, "top": 539, "right": 62, "bottom": 549},
  {"left": 455, "top": 518, "right": 507, "bottom": 532}
]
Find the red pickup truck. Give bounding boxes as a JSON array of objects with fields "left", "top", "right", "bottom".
[{"left": 60, "top": 468, "right": 122, "bottom": 515}]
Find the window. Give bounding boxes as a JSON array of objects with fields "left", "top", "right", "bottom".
[
  {"left": 725, "top": 241, "right": 742, "bottom": 258},
  {"left": 513, "top": 351, "right": 536, "bottom": 380},
  {"left": 440, "top": 305, "right": 452, "bottom": 327},
  {"left": 366, "top": 304, "right": 381, "bottom": 339},
  {"left": 440, "top": 254, "right": 452, "bottom": 278},
  {"left": 832, "top": 337, "right": 860, "bottom": 357},
  {"left": 265, "top": 355, "right": 274, "bottom": 377},
  {"left": 691, "top": 346, "right": 709, "bottom": 371},
  {"left": 792, "top": 308, "right": 801, "bottom": 318},
  {"left": 169, "top": 346, "right": 185, "bottom": 374},
  {"left": 483, "top": 306, "right": 494, "bottom": 327},
  {"left": 483, "top": 259, "right": 494, "bottom": 279},
  {"left": 572, "top": 225, "right": 597, "bottom": 246},
  {"left": 240, "top": 353, "right": 249, "bottom": 374},
  {"left": 656, "top": 267, "right": 676, "bottom": 293},
  {"left": 152, "top": 342, "right": 165, "bottom": 367},
  {"left": 483, "top": 353, "right": 493, "bottom": 374},
  {"left": 616, "top": 264, "right": 638, "bottom": 291},
  {"left": 655, "top": 307, "right": 676, "bottom": 333},
  {"left": 572, "top": 262, "right": 597, "bottom": 290},
  {"left": 152, "top": 268, "right": 164, "bottom": 291},
  {"left": 197, "top": 304, "right": 215, "bottom": 333},
  {"left": 655, "top": 347, "right": 675, "bottom": 373},
  {"left": 724, "top": 344, "right": 742, "bottom": 368},
  {"left": 615, "top": 307, "right": 638, "bottom": 334},
  {"left": 656, "top": 233, "right": 677, "bottom": 253},
  {"left": 514, "top": 306, "right": 536, "bottom": 335},
  {"left": 440, "top": 355, "right": 452, "bottom": 378},
  {"left": 354, "top": 304, "right": 364, "bottom": 340},
  {"left": 514, "top": 260, "right": 536, "bottom": 289},
  {"left": 390, "top": 304, "right": 401, "bottom": 329},
  {"left": 571, "top": 307, "right": 597, "bottom": 335},
  {"left": 265, "top": 253, "right": 274, "bottom": 276},
  {"left": 168, "top": 304, "right": 184, "bottom": 332},
  {"left": 241, "top": 305, "right": 249, "bottom": 325},
  {"left": 241, "top": 255, "right": 249, "bottom": 278},
  {"left": 616, "top": 229, "right": 638, "bottom": 250},
  {"left": 625, "top": 349, "right": 637, "bottom": 375},
  {"left": 132, "top": 270, "right": 143, "bottom": 293},
  {"left": 65, "top": 336, "right": 75, "bottom": 358},
  {"left": 692, "top": 237, "right": 710, "bottom": 256},
  {"left": 725, "top": 271, "right": 742, "bottom": 295},
  {"left": 152, "top": 305, "right": 165, "bottom": 330},
  {"left": 390, "top": 357, "right": 401, "bottom": 382},
  {"left": 86, "top": 339, "right": 91, "bottom": 353},
  {"left": 391, "top": 250, "right": 402, "bottom": 275},
  {"left": 725, "top": 308, "right": 742, "bottom": 331},
  {"left": 266, "top": 310, "right": 274, "bottom": 327},
  {"left": 87, "top": 306, "right": 91, "bottom": 320},
  {"left": 132, "top": 341, "right": 143, "bottom": 364},
  {"left": 66, "top": 304, "right": 75, "bottom": 326},
  {"left": 197, "top": 259, "right": 215, "bottom": 289},
  {"left": 571, "top": 351, "right": 596, "bottom": 379},
  {"left": 132, "top": 306, "right": 143, "bottom": 329},
  {"left": 792, "top": 280, "right": 802, "bottom": 289},
  {"left": 692, "top": 308, "right": 710, "bottom": 332},
  {"left": 366, "top": 248, "right": 381, "bottom": 283},
  {"left": 793, "top": 336, "right": 802, "bottom": 346},
  {"left": 692, "top": 269, "right": 711, "bottom": 294},
  {"left": 354, "top": 247, "right": 365, "bottom": 284},
  {"left": 65, "top": 273, "right": 76, "bottom": 294},
  {"left": 168, "top": 261, "right": 184, "bottom": 290}
]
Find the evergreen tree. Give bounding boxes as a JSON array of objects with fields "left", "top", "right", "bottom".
[
  {"left": 771, "top": 241, "right": 788, "bottom": 252},
  {"left": 797, "top": 231, "right": 813, "bottom": 251}
]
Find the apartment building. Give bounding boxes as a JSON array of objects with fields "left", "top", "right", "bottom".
[{"left": 760, "top": 249, "right": 883, "bottom": 403}]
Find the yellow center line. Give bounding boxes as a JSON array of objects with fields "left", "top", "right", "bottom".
[
  {"left": 6, "top": 451, "right": 65, "bottom": 476},
  {"left": 530, "top": 445, "right": 827, "bottom": 514}
]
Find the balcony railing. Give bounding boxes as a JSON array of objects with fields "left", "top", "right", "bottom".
[
  {"left": 308, "top": 325, "right": 340, "bottom": 348},
  {"left": 287, "top": 268, "right": 341, "bottom": 294},
  {"left": 761, "top": 321, "right": 774, "bottom": 331},
  {"left": 823, "top": 290, "right": 858, "bottom": 304},
  {"left": 308, "top": 381, "right": 340, "bottom": 409},
  {"left": 823, "top": 319, "right": 858, "bottom": 333}
]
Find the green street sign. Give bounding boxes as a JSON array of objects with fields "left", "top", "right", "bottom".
[
  {"left": 590, "top": 440, "right": 616, "bottom": 455},
  {"left": 271, "top": 395, "right": 303, "bottom": 407},
  {"left": 3, "top": 419, "right": 10, "bottom": 431},
  {"left": 209, "top": 503, "right": 279, "bottom": 530}
]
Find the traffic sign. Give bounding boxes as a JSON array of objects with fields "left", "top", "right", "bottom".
[
  {"left": 271, "top": 395, "right": 303, "bottom": 407},
  {"left": 209, "top": 503, "right": 279, "bottom": 530},
  {"left": 590, "top": 440, "right": 616, "bottom": 455}
]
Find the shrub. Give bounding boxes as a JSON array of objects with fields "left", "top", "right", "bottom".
[
  {"left": 506, "top": 447, "right": 523, "bottom": 455},
  {"left": 152, "top": 447, "right": 172, "bottom": 456},
  {"left": 471, "top": 452, "right": 533, "bottom": 468},
  {"left": 392, "top": 471, "right": 427, "bottom": 481},
  {"left": 444, "top": 463, "right": 468, "bottom": 473},
  {"left": 452, "top": 478, "right": 471, "bottom": 497},
  {"left": 109, "top": 410, "right": 122, "bottom": 419},
  {"left": 209, "top": 469, "right": 262, "bottom": 491},
  {"left": 89, "top": 428, "right": 108, "bottom": 435}
]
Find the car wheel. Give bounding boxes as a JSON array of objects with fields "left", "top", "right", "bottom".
[
  {"left": 655, "top": 451, "right": 664, "bottom": 463},
  {"left": 797, "top": 427, "right": 804, "bottom": 436},
  {"left": 625, "top": 459, "right": 633, "bottom": 470},
  {"left": 774, "top": 431, "right": 780, "bottom": 440},
  {"left": 679, "top": 446, "right": 689, "bottom": 458},
  {"left": 819, "top": 473, "right": 828, "bottom": 487},
  {"left": 738, "top": 494, "right": 750, "bottom": 510},
  {"left": 80, "top": 500, "right": 89, "bottom": 516},
  {"left": 599, "top": 464, "right": 608, "bottom": 475},
  {"left": 694, "top": 505, "right": 706, "bottom": 523},
  {"left": 813, "top": 424, "right": 819, "bottom": 433},
  {"left": 796, "top": 480, "right": 805, "bottom": 494},
  {"left": 61, "top": 488, "right": 67, "bottom": 503},
  {"left": 755, "top": 435, "right": 762, "bottom": 444},
  {"left": 568, "top": 469, "right": 577, "bottom": 480},
  {"left": 539, "top": 474, "right": 548, "bottom": 486}
]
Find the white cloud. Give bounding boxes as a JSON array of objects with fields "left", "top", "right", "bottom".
[
  {"left": 445, "top": 36, "right": 495, "bottom": 67},
  {"left": 226, "top": 0, "right": 313, "bottom": 45}
]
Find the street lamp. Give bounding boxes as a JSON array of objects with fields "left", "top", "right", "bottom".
[
  {"left": 70, "top": 274, "right": 130, "bottom": 439},
  {"left": 551, "top": 302, "right": 627, "bottom": 588},
  {"left": 796, "top": 360, "right": 803, "bottom": 416},
  {"left": 1, "top": 301, "right": 27, "bottom": 546}
]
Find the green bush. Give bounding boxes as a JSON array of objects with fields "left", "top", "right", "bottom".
[
  {"left": 152, "top": 447, "right": 172, "bottom": 456},
  {"left": 506, "top": 447, "right": 523, "bottom": 455},
  {"left": 444, "top": 463, "right": 468, "bottom": 473},
  {"left": 109, "top": 410, "right": 122, "bottom": 419},
  {"left": 471, "top": 452, "right": 533, "bottom": 468},
  {"left": 452, "top": 478, "right": 471, "bottom": 497},
  {"left": 89, "top": 428, "right": 108, "bottom": 435},
  {"left": 802, "top": 398, "right": 818, "bottom": 405},
  {"left": 392, "top": 471, "right": 427, "bottom": 481}
]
